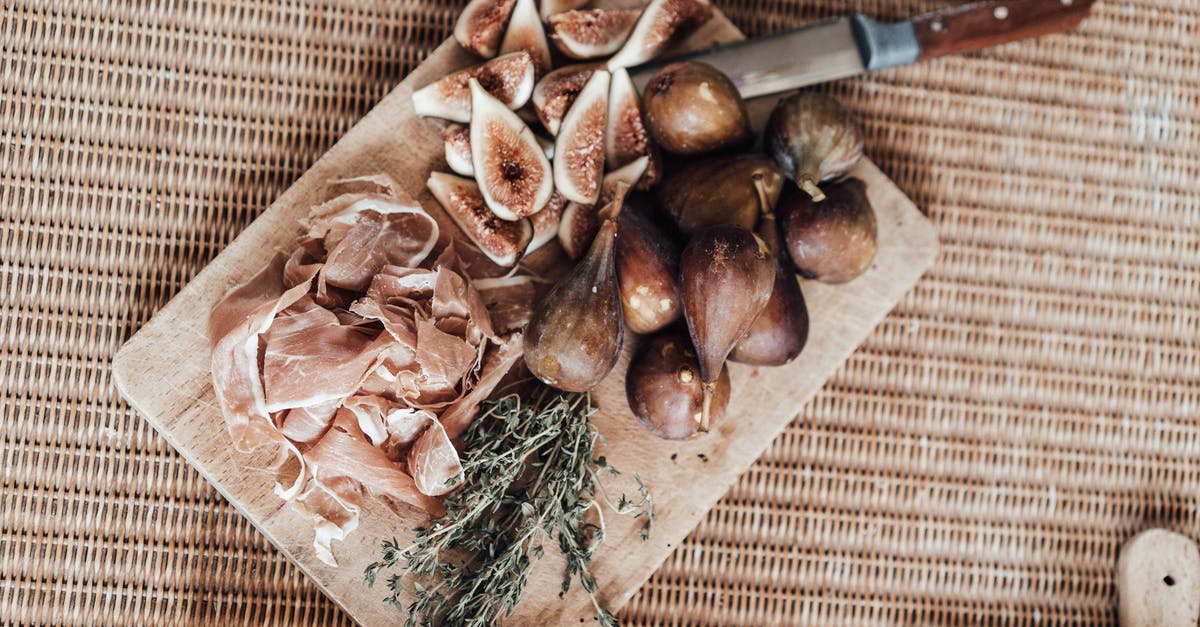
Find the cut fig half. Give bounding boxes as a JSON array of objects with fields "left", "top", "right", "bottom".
[
  {"left": 428, "top": 172, "right": 533, "bottom": 267},
  {"left": 455, "top": 0, "right": 519, "bottom": 58},
  {"left": 500, "top": 0, "right": 552, "bottom": 77},
  {"left": 469, "top": 78, "right": 555, "bottom": 221},
  {"left": 412, "top": 52, "right": 535, "bottom": 123},
  {"left": 554, "top": 70, "right": 610, "bottom": 205},
  {"left": 558, "top": 155, "right": 648, "bottom": 259},
  {"left": 548, "top": 9, "right": 641, "bottom": 60},
  {"left": 606, "top": 67, "right": 661, "bottom": 189},
  {"left": 444, "top": 123, "right": 553, "bottom": 177},
  {"left": 443, "top": 124, "right": 475, "bottom": 176},
  {"left": 606, "top": 0, "right": 714, "bottom": 70},
  {"left": 539, "top": 0, "right": 589, "bottom": 22},
  {"left": 531, "top": 63, "right": 601, "bottom": 136},
  {"left": 527, "top": 190, "right": 567, "bottom": 254}
]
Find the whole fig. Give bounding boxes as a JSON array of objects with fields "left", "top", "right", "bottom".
[
  {"left": 778, "top": 177, "right": 877, "bottom": 284},
  {"left": 766, "top": 92, "right": 863, "bottom": 202}
]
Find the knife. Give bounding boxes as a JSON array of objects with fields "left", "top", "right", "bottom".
[{"left": 632, "top": 0, "right": 1096, "bottom": 98}]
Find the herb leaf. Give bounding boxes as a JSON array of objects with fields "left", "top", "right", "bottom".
[{"left": 364, "top": 385, "right": 653, "bottom": 626}]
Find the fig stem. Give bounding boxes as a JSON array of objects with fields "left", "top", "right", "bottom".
[
  {"left": 699, "top": 383, "right": 714, "bottom": 433},
  {"left": 600, "top": 181, "right": 631, "bottom": 222},
  {"left": 799, "top": 177, "right": 826, "bottom": 202},
  {"left": 751, "top": 172, "right": 774, "bottom": 218}
]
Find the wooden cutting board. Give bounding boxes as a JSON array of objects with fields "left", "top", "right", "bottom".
[{"left": 113, "top": 7, "right": 937, "bottom": 625}]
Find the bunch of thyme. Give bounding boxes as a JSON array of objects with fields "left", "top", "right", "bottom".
[{"left": 364, "top": 385, "right": 653, "bottom": 626}]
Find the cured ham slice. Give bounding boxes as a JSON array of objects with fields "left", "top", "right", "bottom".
[
  {"left": 415, "top": 319, "right": 479, "bottom": 399},
  {"left": 207, "top": 175, "right": 536, "bottom": 566},
  {"left": 409, "top": 420, "right": 463, "bottom": 496},
  {"left": 322, "top": 209, "right": 439, "bottom": 292},
  {"left": 262, "top": 316, "right": 387, "bottom": 412},
  {"left": 306, "top": 410, "right": 444, "bottom": 515},
  {"left": 210, "top": 255, "right": 318, "bottom": 451},
  {"left": 441, "top": 332, "right": 525, "bottom": 439},
  {"left": 432, "top": 265, "right": 496, "bottom": 343},
  {"left": 474, "top": 275, "right": 536, "bottom": 334},
  {"left": 280, "top": 398, "right": 341, "bottom": 443}
]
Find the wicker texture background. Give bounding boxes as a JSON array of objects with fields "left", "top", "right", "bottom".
[{"left": 2, "top": 0, "right": 1197, "bottom": 624}]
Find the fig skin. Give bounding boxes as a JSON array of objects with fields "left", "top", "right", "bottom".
[
  {"left": 455, "top": 0, "right": 519, "bottom": 58},
  {"left": 765, "top": 91, "right": 864, "bottom": 202},
  {"left": 606, "top": 68, "right": 662, "bottom": 190},
  {"left": 606, "top": 0, "right": 714, "bottom": 70},
  {"left": 642, "top": 61, "right": 752, "bottom": 156},
  {"left": 468, "top": 78, "right": 554, "bottom": 221},
  {"left": 532, "top": 63, "right": 602, "bottom": 136},
  {"left": 778, "top": 177, "right": 877, "bottom": 284},
  {"left": 656, "top": 154, "right": 783, "bottom": 234},
  {"left": 499, "top": 0, "right": 552, "bottom": 77},
  {"left": 525, "top": 188, "right": 629, "bottom": 392},
  {"left": 615, "top": 196, "right": 682, "bottom": 334},
  {"left": 553, "top": 70, "right": 610, "bottom": 205},
  {"left": 411, "top": 52, "right": 535, "bottom": 123},
  {"left": 427, "top": 171, "right": 533, "bottom": 267},
  {"left": 548, "top": 9, "right": 641, "bottom": 60},
  {"left": 627, "top": 331, "right": 730, "bottom": 440},
  {"left": 558, "top": 154, "right": 648, "bottom": 260},
  {"left": 729, "top": 193, "right": 808, "bottom": 365},
  {"left": 680, "top": 225, "right": 774, "bottom": 430}
]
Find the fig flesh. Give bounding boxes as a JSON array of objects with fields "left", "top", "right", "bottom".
[
  {"left": 765, "top": 91, "right": 864, "bottom": 202},
  {"left": 427, "top": 172, "right": 533, "bottom": 267},
  {"left": 443, "top": 123, "right": 553, "bottom": 177},
  {"left": 558, "top": 155, "right": 648, "bottom": 259},
  {"left": 615, "top": 196, "right": 682, "bottom": 334},
  {"left": 656, "top": 154, "right": 782, "bottom": 234},
  {"left": 539, "top": 0, "right": 589, "bottom": 22},
  {"left": 778, "top": 177, "right": 877, "bottom": 284},
  {"left": 729, "top": 182, "right": 808, "bottom": 365},
  {"left": 499, "top": 0, "right": 552, "bottom": 77},
  {"left": 412, "top": 52, "right": 535, "bottom": 123},
  {"left": 553, "top": 69, "right": 610, "bottom": 205},
  {"left": 606, "top": 0, "right": 714, "bottom": 70},
  {"left": 627, "top": 331, "right": 730, "bottom": 440},
  {"left": 680, "top": 225, "right": 774, "bottom": 429},
  {"left": 532, "top": 63, "right": 601, "bottom": 136},
  {"left": 606, "top": 67, "right": 661, "bottom": 190},
  {"left": 643, "top": 61, "right": 751, "bottom": 156},
  {"left": 527, "top": 190, "right": 567, "bottom": 253},
  {"left": 524, "top": 187, "right": 630, "bottom": 392},
  {"left": 455, "top": 0, "right": 519, "bottom": 58},
  {"left": 548, "top": 9, "right": 641, "bottom": 60},
  {"left": 469, "top": 78, "right": 555, "bottom": 221}
]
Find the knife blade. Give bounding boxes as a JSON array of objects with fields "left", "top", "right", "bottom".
[{"left": 632, "top": 0, "right": 1096, "bottom": 99}]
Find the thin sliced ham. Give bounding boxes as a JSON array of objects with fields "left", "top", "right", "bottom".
[
  {"left": 322, "top": 209, "right": 440, "bottom": 292},
  {"left": 262, "top": 319, "right": 387, "bottom": 412},
  {"left": 432, "top": 265, "right": 495, "bottom": 343},
  {"left": 208, "top": 175, "right": 534, "bottom": 566},
  {"left": 210, "top": 255, "right": 318, "bottom": 451},
  {"left": 306, "top": 410, "right": 444, "bottom": 515},
  {"left": 280, "top": 398, "right": 341, "bottom": 443},
  {"left": 441, "top": 332, "right": 525, "bottom": 439},
  {"left": 415, "top": 319, "right": 479, "bottom": 399},
  {"left": 409, "top": 420, "right": 463, "bottom": 496},
  {"left": 474, "top": 275, "right": 536, "bottom": 335}
]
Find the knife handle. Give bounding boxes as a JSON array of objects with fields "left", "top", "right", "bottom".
[{"left": 912, "top": 0, "right": 1095, "bottom": 60}]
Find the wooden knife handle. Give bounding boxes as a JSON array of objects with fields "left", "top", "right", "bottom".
[{"left": 913, "top": 0, "right": 1095, "bottom": 60}]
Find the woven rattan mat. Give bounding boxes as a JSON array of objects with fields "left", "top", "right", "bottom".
[{"left": 4, "top": 0, "right": 1198, "bottom": 624}]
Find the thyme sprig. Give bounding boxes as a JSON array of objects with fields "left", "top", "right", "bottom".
[{"left": 364, "top": 386, "right": 653, "bottom": 626}]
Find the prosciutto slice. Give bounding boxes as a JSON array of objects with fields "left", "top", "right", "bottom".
[
  {"left": 322, "top": 208, "right": 439, "bottom": 291},
  {"left": 208, "top": 175, "right": 532, "bottom": 566},
  {"left": 306, "top": 410, "right": 444, "bottom": 515}
]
